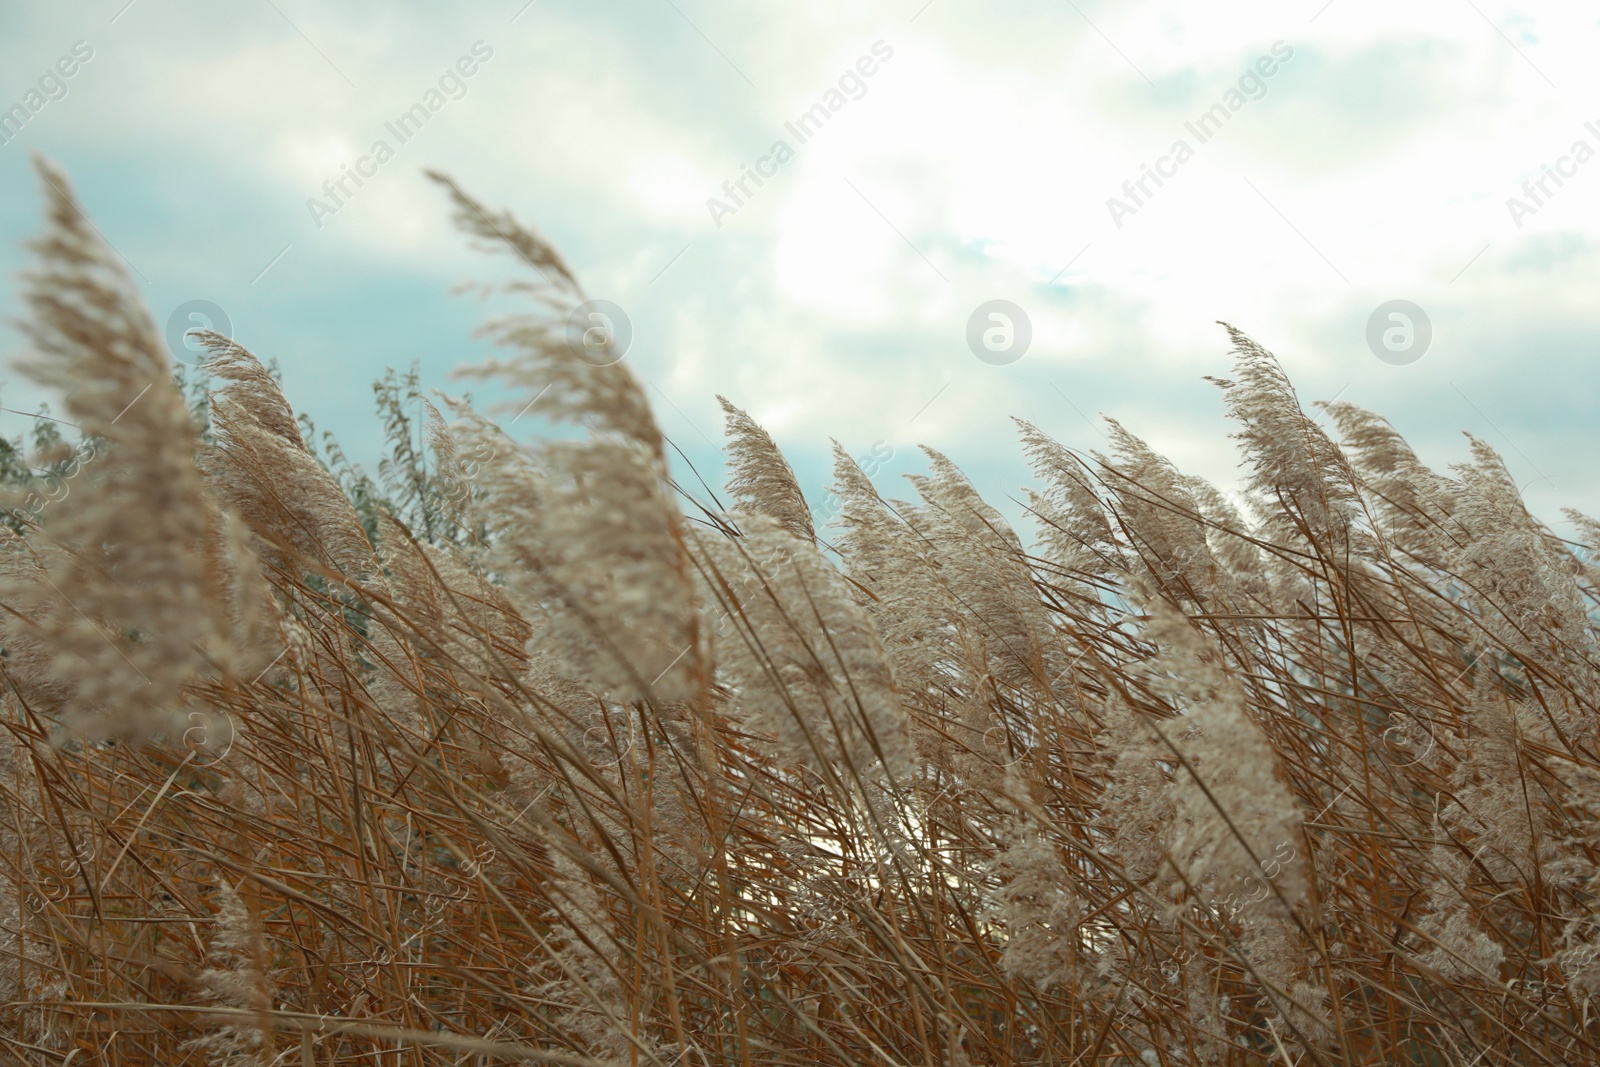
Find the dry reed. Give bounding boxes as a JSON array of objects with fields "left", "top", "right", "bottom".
[{"left": 0, "top": 156, "right": 1596, "bottom": 1066}]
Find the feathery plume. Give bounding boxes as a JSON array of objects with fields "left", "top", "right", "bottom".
[
  {"left": 717, "top": 396, "right": 814, "bottom": 542},
  {"left": 8, "top": 157, "right": 247, "bottom": 736},
  {"left": 698, "top": 513, "right": 914, "bottom": 783},
  {"left": 432, "top": 176, "right": 706, "bottom": 705}
]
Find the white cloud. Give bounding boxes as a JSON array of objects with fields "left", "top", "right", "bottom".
[{"left": 0, "top": 0, "right": 1595, "bottom": 531}]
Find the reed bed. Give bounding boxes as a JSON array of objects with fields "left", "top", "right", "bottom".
[{"left": 0, "top": 157, "right": 1597, "bottom": 1065}]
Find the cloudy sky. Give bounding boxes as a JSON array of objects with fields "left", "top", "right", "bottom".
[{"left": 1, "top": 0, "right": 1596, "bottom": 537}]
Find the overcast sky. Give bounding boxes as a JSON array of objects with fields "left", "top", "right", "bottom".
[{"left": 1, "top": 0, "right": 1596, "bottom": 538}]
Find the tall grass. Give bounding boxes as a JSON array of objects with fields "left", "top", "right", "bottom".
[{"left": 1, "top": 157, "right": 1597, "bottom": 1066}]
